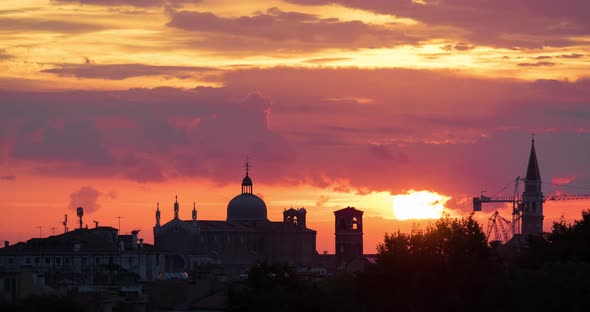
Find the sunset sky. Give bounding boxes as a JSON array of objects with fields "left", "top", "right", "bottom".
[{"left": 1, "top": 0, "right": 589, "bottom": 253}]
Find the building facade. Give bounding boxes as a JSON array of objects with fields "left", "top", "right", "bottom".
[
  {"left": 0, "top": 226, "right": 163, "bottom": 301},
  {"left": 153, "top": 166, "right": 318, "bottom": 272}
]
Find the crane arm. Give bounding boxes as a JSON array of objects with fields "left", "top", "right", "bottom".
[
  {"left": 546, "top": 194, "right": 590, "bottom": 201},
  {"left": 473, "top": 196, "right": 516, "bottom": 211}
]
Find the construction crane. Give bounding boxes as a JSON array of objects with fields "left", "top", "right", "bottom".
[
  {"left": 474, "top": 138, "right": 590, "bottom": 240},
  {"left": 486, "top": 211, "right": 512, "bottom": 244},
  {"left": 474, "top": 176, "right": 523, "bottom": 235},
  {"left": 474, "top": 176, "right": 590, "bottom": 238}
]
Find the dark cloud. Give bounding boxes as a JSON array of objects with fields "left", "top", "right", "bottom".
[
  {"left": 0, "top": 17, "right": 105, "bottom": 33},
  {"left": 0, "top": 49, "right": 13, "bottom": 60},
  {"left": 2, "top": 67, "right": 590, "bottom": 202},
  {"left": 12, "top": 120, "right": 113, "bottom": 166},
  {"left": 369, "top": 144, "right": 408, "bottom": 162},
  {"left": 53, "top": 0, "right": 201, "bottom": 7},
  {"left": 303, "top": 57, "right": 352, "bottom": 64},
  {"left": 442, "top": 42, "right": 474, "bottom": 51},
  {"left": 517, "top": 61, "right": 556, "bottom": 67},
  {"left": 221, "top": 67, "right": 590, "bottom": 199},
  {"left": 166, "top": 7, "right": 419, "bottom": 52},
  {"left": 68, "top": 186, "right": 102, "bottom": 213},
  {"left": 560, "top": 53, "right": 585, "bottom": 59},
  {"left": 0, "top": 87, "right": 291, "bottom": 183},
  {"left": 41, "top": 63, "right": 216, "bottom": 80},
  {"left": 286, "top": 0, "right": 590, "bottom": 49}
]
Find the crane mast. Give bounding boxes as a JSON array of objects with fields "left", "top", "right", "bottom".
[
  {"left": 473, "top": 176, "right": 523, "bottom": 235},
  {"left": 473, "top": 138, "right": 590, "bottom": 241},
  {"left": 486, "top": 211, "right": 512, "bottom": 244},
  {"left": 474, "top": 176, "right": 590, "bottom": 239}
]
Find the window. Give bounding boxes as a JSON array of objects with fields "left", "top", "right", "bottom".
[
  {"left": 56, "top": 257, "right": 61, "bottom": 265},
  {"left": 25, "top": 257, "right": 31, "bottom": 264},
  {"left": 95, "top": 257, "right": 100, "bottom": 265},
  {"left": 64, "top": 257, "right": 70, "bottom": 264},
  {"left": 352, "top": 217, "right": 359, "bottom": 230},
  {"left": 82, "top": 257, "right": 87, "bottom": 265},
  {"left": 45, "top": 257, "right": 50, "bottom": 264},
  {"left": 34, "top": 257, "right": 39, "bottom": 264},
  {"left": 8, "top": 257, "right": 14, "bottom": 264}
]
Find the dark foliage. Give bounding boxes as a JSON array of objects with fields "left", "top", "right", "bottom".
[
  {"left": 227, "top": 211, "right": 590, "bottom": 312},
  {"left": 0, "top": 294, "right": 83, "bottom": 312}
]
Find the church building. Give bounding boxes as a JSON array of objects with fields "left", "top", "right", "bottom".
[{"left": 153, "top": 163, "right": 318, "bottom": 272}]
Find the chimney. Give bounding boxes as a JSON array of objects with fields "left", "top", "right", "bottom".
[
  {"left": 4, "top": 241, "right": 8, "bottom": 248},
  {"left": 139, "top": 238, "right": 144, "bottom": 250},
  {"left": 131, "top": 230, "right": 139, "bottom": 249}
]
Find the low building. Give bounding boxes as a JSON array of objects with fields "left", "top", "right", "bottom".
[{"left": 0, "top": 226, "right": 164, "bottom": 302}]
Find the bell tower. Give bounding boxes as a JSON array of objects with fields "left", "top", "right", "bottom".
[
  {"left": 334, "top": 206, "right": 363, "bottom": 264},
  {"left": 521, "top": 137, "right": 544, "bottom": 236},
  {"left": 283, "top": 207, "right": 307, "bottom": 229}
]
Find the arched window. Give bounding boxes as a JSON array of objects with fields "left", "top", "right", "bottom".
[
  {"left": 293, "top": 216, "right": 298, "bottom": 225},
  {"left": 352, "top": 217, "right": 359, "bottom": 230}
]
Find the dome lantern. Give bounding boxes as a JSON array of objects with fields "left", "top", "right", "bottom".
[
  {"left": 227, "top": 161, "right": 268, "bottom": 221},
  {"left": 242, "top": 161, "right": 253, "bottom": 194}
]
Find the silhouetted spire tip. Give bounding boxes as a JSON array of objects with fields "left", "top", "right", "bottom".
[
  {"left": 243, "top": 160, "right": 251, "bottom": 177},
  {"left": 525, "top": 137, "right": 541, "bottom": 181}
]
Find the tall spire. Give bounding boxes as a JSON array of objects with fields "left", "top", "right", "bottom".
[
  {"left": 525, "top": 136, "right": 541, "bottom": 181},
  {"left": 192, "top": 202, "right": 197, "bottom": 221},
  {"left": 155, "top": 202, "right": 161, "bottom": 227},
  {"left": 174, "top": 195, "right": 179, "bottom": 219}
]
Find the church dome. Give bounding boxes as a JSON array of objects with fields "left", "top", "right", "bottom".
[
  {"left": 227, "top": 193, "right": 267, "bottom": 221},
  {"left": 227, "top": 161, "right": 267, "bottom": 221}
]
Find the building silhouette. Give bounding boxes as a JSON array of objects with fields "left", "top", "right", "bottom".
[
  {"left": 0, "top": 226, "right": 162, "bottom": 302},
  {"left": 153, "top": 164, "right": 318, "bottom": 272},
  {"left": 521, "top": 138, "right": 544, "bottom": 236},
  {"left": 334, "top": 207, "right": 364, "bottom": 264}
]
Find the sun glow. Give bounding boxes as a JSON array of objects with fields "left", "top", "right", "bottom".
[{"left": 392, "top": 190, "right": 450, "bottom": 220}]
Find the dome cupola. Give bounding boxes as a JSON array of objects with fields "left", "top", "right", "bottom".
[{"left": 227, "top": 161, "right": 268, "bottom": 221}]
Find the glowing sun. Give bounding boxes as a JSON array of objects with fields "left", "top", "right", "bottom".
[{"left": 392, "top": 190, "right": 450, "bottom": 220}]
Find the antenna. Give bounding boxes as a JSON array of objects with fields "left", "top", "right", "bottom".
[
  {"left": 116, "top": 216, "right": 124, "bottom": 231},
  {"left": 63, "top": 214, "right": 68, "bottom": 233},
  {"left": 76, "top": 207, "right": 84, "bottom": 230},
  {"left": 50, "top": 227, "right": 56, "bottom": 236},
  {"left": 35, "top": 226, "right": 42, "bottom": 238},
  {"left": 244, "top": 159, "right": 251, "bottom": 176}
]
